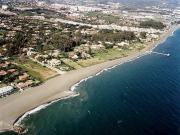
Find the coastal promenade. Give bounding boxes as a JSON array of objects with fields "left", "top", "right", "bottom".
[{"left": 0, "top": 25, "right": 178, "bottom": 132}]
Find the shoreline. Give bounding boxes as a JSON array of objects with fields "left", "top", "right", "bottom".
[{"left": 0, "top": 25, "right": 179, "bottom": 133}]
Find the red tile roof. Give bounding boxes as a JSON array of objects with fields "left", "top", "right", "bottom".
[{"left": 0, "top": 70, "right": 7, "bottom": 76}]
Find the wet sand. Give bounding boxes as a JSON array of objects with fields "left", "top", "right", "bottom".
[{"left": 0, "top": 25, "right": 179, "bottom": 132}]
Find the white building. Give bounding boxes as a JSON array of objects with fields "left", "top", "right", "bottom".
[
  {"left": 0, "top": 86, "right": 14, "bottom": 97},
  {"left": 47, "top": 59, "right": 61, "bottom": 67},
  {"left": 51, "top": 4, "right": 102, "bottom": 12},
  {"left": 37, "top": 1, "right": 46, "bottom": 7},
  {"left": 31, "top": 16, "right": 45, "bottom": 20},
  {"left": 2, "top": 5, "right": 8, "bottom": 10}
]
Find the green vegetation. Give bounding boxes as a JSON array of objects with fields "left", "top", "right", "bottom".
[
  {"left": 140, "top": 32, "right": 147, "bottom": 39},
  {"left": 6, "top": 32, "right": 28, "bottom": 56},
  {"left": 140, "top": 20, "right": 165, "bottom": 29},
  {"left": 0, "top": 9, "right": 159, "bottom": 84},
  {"left": 91, "top": 30, "right": 136, "bottom": 46},
  {"left": 61, "top": 59, "right": 82, "bottom": 69},
  {"left": 76, "top": 42, "right": 146, "bottom": 67},
  {"left": 76, "top": 48, "right": 130, "bottom": 67},
  {"left": 45, "top": 32, "right": 81, "bottom": 52},
  {"left": 13, "top": 58, "right": 58, "bottom": 81},
  {"left": 0, "top": 62, "right": 21, "bottom": 84},
  {"left": 0, "top": 58, "right": 40, "bottom": 89},
  {"left": 0, "top": 30, "right": 7, "bottom": 46},
  {"left": 86, "top": 11, "right": 121, "bottom": 24},
  {"left": 16, "top": 8, "right": 66, "bottom": 19}
]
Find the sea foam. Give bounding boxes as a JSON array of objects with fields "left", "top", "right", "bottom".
[{"left": 14, "top": 93, "right": 79, "bottom": 126}]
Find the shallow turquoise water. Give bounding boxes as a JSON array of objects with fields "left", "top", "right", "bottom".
[{"left": 2, "top": 29, "right": 180, "bottom": 135}]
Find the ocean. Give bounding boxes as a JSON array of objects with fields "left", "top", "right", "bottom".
[{"left": 2, "top": 28, "right": 180, "bottom": 135}]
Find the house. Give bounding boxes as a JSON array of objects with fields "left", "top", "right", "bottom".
[
  {"left": 2, "top": 5, "right": 8, "bottom": 10},
  {"left": 7, "top": 69, "right": 16, "bottom": 73},
  {"left": 81, "top": 52, "right": 91, "bottom": 59},
  {"left": 0, "top": 70, "right": 7, "bottom": 76},
  {"left": 27, "top": 50, "right": 37, "bottom": 56},
  {"left": 69, "top": 53, "right": 79, "bottom": 60},
  {"left": 47, "top": 59, "right": 61, "bottom": 67},
  {"left": 16, "top": 82, "right": 28, "bottom": 89},
  {"left": 117, "top": 42, "right": 129, "bottom": 47},
  {"left": 19, "top": 73, "right": 29, "bottom": 81},
  {"left": 90, "top": 44, "right": 105, "bottom": 50},
  {"left": 52, "top": 50, "right": 60, "bottom": 58},
  {"left": 25, "top": 80, "right": 33, "bottom": 86},
  {"left": 16, "top": 80, "right": 33, "bottom": 89},
  {"left": 150, "top": 34, "right": 159, "bottom": 39},
  {"left": 0, "top": 63, "right": 8, "bottom": 68},
  {"left": 0, "top": 86, "right": 14, "bottom": 97}
]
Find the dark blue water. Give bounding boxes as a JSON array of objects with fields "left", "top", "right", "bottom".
[{"left": 2, "top": 29, "right": 180, "bottom": 135}]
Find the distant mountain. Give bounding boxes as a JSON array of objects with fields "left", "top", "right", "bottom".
[
  {"left": 41, "top": 0, "right": 179, "bottom": 8},
  {"left": 114, "top": 0, "right": 179, "bottom": 7},
  {"left": 0, "top": 0, "right": 37, "bottom": 3},
  {"left": 0, "top": 0, "right": 179, "bottom": 8}
]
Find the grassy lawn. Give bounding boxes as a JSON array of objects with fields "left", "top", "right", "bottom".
[
  {"left": 13, "top": 58, "right": 58, "bottom": 82},
  {"left": 76, "top": 49, "right": 131, "bottom": 67},
  {"left": 134, "top": 43, "right": 146, "bottom": 50},
  {"left": 61, "top": 58, "right": 82, "bottom": 69},
  {"left": 95, "top": 49, "right": 129, "bottom": 60},
  {"left": 77, "top": 57, "right": 105, "bottom": 67},
  {"left": 86, "top": 11, "right": 120, "bottom": 24}
]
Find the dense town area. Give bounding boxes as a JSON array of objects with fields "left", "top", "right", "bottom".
[{"left": 0, "top": 0, "right": 179, "bottom": 97}]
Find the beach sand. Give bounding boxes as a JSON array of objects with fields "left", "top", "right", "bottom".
[{"left": 0, "top": 25, "right": 179, "bottom": 132}]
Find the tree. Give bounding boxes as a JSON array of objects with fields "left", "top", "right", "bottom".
[
  {"left": 140, "top": 32, "right": 146, "bottom": 39},
  {"left": 36, "top": 40, "right": 44, "bottom": 52},
  {"left": 140, "top": 20, "right": 165, "bottom": 29},
  {"left": 6, "top": 32, "right": 27, "bottom": 56},
  {"left": 92, "top": 30, "right": 136, "bottom": 42},
  {"left": 47, "top": 33, "right": 78, "bottom": 52}
]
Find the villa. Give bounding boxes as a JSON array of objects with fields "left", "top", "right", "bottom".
[
  {"left": 0, "top": 86, "right": 14, "bottom": 97},
  {"left": 18, "top": 73, "right": 29, "bottom": 81},
  {"left": 0, "top": 70, "right": 7, "bottom": 76}
]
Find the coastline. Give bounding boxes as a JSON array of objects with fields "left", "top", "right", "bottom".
[{"left": 0, "top": 25, "right": 179, "bottom": 133}]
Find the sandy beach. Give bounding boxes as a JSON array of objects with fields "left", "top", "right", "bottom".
[{"left": 0, "top": 25, "right": 179, "bottom": 132}]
